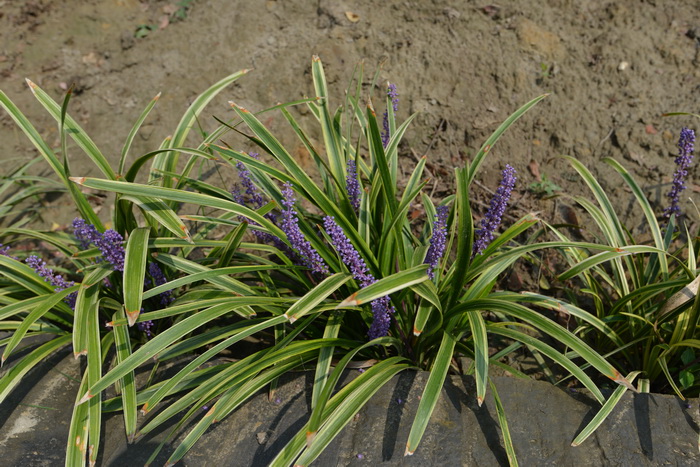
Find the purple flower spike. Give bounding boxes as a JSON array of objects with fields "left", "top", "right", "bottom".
[
  {"left": 236, "top": 155, "right": 265, "bottom": 210},
  {"left": 280, "top": 182, "right": 329, "bottom": 275},
  {"left": 368, "top": 296, "right": 394, "bottom": 339},
  {"left": 424, "top": 205, "right": 449, "bottom": 279},
  {"left": 664, "top": 127, "right": 695, "bottom": 220},
  {"left": 73, "top": 218, "right": 101, "bottom": 249},
  {"left": 381, "top": 83, "right": 399, "bottom": 148},
  {"left": 25, "top": 254, "right": 77, "bottom": 308},
  {"left": 473, "top": 165, "right": 517, "bottom": 256},
  {"left": 148, "top": 262, "right": 173, "bottom": 306},
  {"left": 0, "top": 244, "right": 12, "bottom": 257},
  {"left": 96, "top": 229, "right": 125, "bottom": 271},
  {"left": 346, "top": 159, "right": 361, "bottom": 213},
  {"left": 323, "top": 216, "right": 374, "bottom": 287},
  {"left": 137, "top": 320, "right": 154, "bottom": 338},
  {"left": 323, "top": 215, "right": 394, "bottom": 339},
  {"left": 73, "top": 219, "right": 126, "bottom": 271}
]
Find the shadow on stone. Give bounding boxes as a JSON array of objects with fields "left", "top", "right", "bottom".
[
  {"left": 633, "top": 392, "right": 654, "bottom": 460},
  {"left": 382, "top": 370, "right": 415, "bottom": 461}
]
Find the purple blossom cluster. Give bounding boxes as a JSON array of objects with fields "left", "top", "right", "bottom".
[
  {"left": 231, "top": 154, "right": 290, "bottom": 251},
  {"left": 323, "top": 216, "right": 394, "bottom": 339},
  {"left": 424, "top": 205, "right": 449, "bottom": 279},
  {"left": 473, "top": 165, "right": 517, "bottom": 256},
  {"left": 381, "top": 83, "right": 399, "bottom": 148},
  {"left": 73, "top": 218, "right": 125, "bottom": 271},
  {"left": 148, "top": 262, "right": 173, "bottom": 306},
  {"left": 346, "top": 159, "right": 361, "bottom": 213},
  {"left": 664, "top": 127, "right": 696, "bottom": 220},
  {"left": 137, "top": 319, "right": 154, "bottom": 338},
  {"left": 280, "top": 182, "right": 329, "bottom": 275},
  {"left": 25, "top": 254, "right": 77, "bottom": 308},
  {"left": 232, "top": 153, "right": 265, "bottom": 209},
  {"left": 0, "top": 244, "right": 11, "bottom": 257}
]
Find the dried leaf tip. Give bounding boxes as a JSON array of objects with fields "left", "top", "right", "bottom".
[
  {"left": 284, "top": 312, "right": 297, "bottom": 324},
  {"left": 153, "top": 92, "right": 162, "bottom": 101},
  {"left": 337, "top": 293, "right": 360, "bottom": 308},
  {"left": 77, "top": 392, "right": 95, "bottom": 405},
  {"left": 404, "top": 443, "right": 415, "bottom": 456},
  {"left": 69, "top": 176, "right": 86, "bottom": 185},
  {"left": 312, "top": 55, "right": 321, "bottom": 62},
  {"left": 412, "top": 327, "right": 422, "bottom": 336},
  {"left": 25, "top": 78, "right": 37, "bottom": 90},
  {"left": 306, "top": 430, "right": 317, "bottom": 447},
  {"left": 477, "top": 396, "right": 484, "bottom": 407},
  {"left": 126, "top": 310, "right": 140, "bottom": 327}
]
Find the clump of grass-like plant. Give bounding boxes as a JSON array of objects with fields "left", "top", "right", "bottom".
[
  {"left": 0, "top": 58, "right": 636, "bottom": 465},
  {"left": 533, "top": 126, "right": 699, "bottom": 446}
]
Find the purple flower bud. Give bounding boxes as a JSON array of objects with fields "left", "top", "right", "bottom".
[
  {"left": 73, "top": 219, "right": 125, "bottom": 271},
  {"left": 368, "top": 297, "right": 394, "bottom": 339},
  {"left": 137, "top": 319, "right": 154, "bottom": 338},
  {"left": 280, "top": 182, "right": 329, "bottom": 275},
  {"left": 148, "top": 262, "right": 173, "bottom": 306},
  {"left": 25, "top": 255, "right": 77, "bottom": 308},
  {"left": 346, "top": 159, "right": 361, "bottom": 213},
  {"left": 381, "top": 83, "right": 399, "bottom": 148},
  {"left": 664, "top": 127, "right": 695, "bottom": 220},
  {"left": 235, "top": 153, "right": 265, "bottom": 210},
  {"left": 323, "top": 216, "right": 374, "bottom": 287},
  {"left": 473, "top": 165, "right": 517, "bottom": 256},
  {"left": 73, "top": 218, "right": 101, "bottom": 249},
  {"left": 0, "top": 244, "right": 11, "bottom": 257},
  {"left": 97, "top": 229, "right": 125, "bottom": 271},
  {"left": 424, "top": 205, "right": 449, "bottom": 279},
  {"left": 323, "top": 216, "right": 394, "bottom": 339}
]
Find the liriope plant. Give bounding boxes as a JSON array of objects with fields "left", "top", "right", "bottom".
[
  {"left": 0, "top": 57, "right": 635, "bottom": 466},
  {"left": 536, "top": 125, "right": 700, "bottom": 446}
]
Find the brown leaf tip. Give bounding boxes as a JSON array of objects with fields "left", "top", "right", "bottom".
[{"left": 69, "top": 176, "right": 86, "bottom": 185}]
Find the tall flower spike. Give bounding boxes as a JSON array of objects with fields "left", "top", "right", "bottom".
[
  {"left": 25, "top": 255, "right": 77, "bottom": 308},
  {"left": 280, "top": 182, "right": 329, "bottom": 275},
  {"left": 346, "top": 159, "right": 361, "bottom": 213},
  {"left": 473, "top": 165, "right": 517, "bottom": 256},
  {"left": 323, "top": 215, "right": 394, "bottom": 339},
  {"left": 664, "top": 127, "right": 695, "bottom": 220},
  {"left": 381, "top": 83, "right": 399, "bottom": 148},
  {"left": 424, "top": 205, "right": 449, "bottom": 279},
  {"left": 73, "top": 218, "right": 125, "bottom": 271},
  {"left": 96, "top": 229, "right": 126, "bottom": 271},
  {"left": 148, "top": 262, "right": 173, "bottom": 306},
  {"left": 73, "top": 218, "right": 100, "bottom": 249},
  {"left": 323, "top": 216, "right": 374, "bottom": 287}
]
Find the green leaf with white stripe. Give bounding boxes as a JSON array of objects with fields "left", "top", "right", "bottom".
[
  {"left": 337, "top": 265, "right": 429, "bottom": 308},
  {"left": 405, "top": 331, "right": 456, "bottom": 455},
  {"left": 571, "top": 371, "right": 640, "bottom": 446},
  {"left": 123, "top": 227, "right": 150, "bottom": 326}
]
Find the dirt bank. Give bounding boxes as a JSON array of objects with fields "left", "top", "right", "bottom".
[{"left": 1, "top": 0, "right": 699, "bottom": 229}]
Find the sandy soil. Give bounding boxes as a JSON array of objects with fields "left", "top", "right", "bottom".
[{"left": 1, "top": 0, "right": 699, "bottom": 231}]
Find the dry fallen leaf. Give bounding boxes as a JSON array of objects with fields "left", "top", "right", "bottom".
[{"left": 345, "top": 11, "right": 360, "bottom": 23}]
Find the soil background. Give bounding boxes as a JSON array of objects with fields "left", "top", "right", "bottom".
[{"left": 1, "top": 0, "right": 699, "bottom": 232}]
